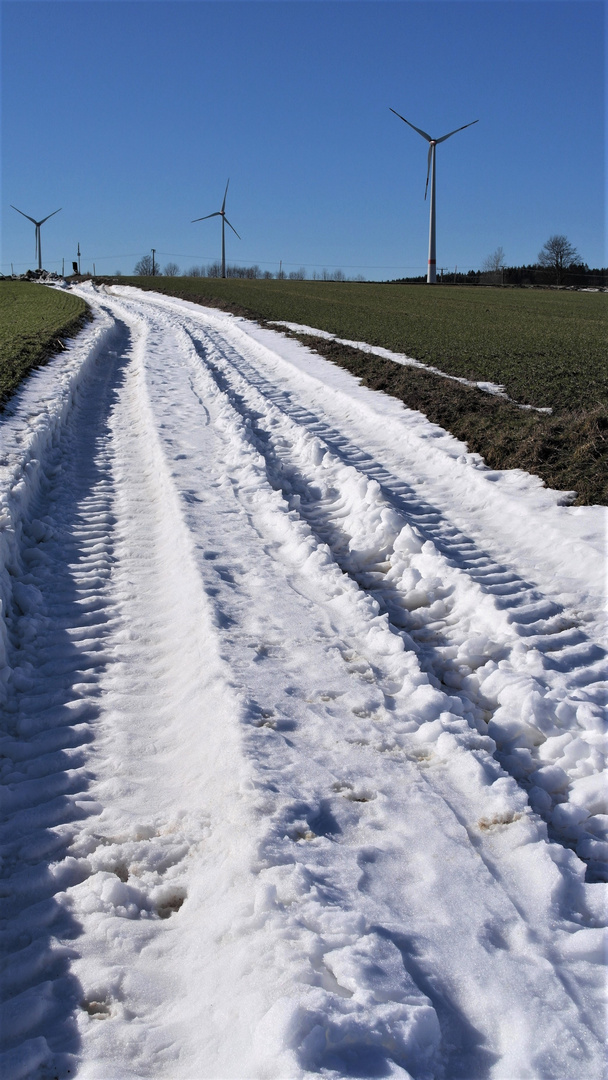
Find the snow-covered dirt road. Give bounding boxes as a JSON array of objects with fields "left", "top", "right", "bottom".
[{"left": 1, "top": 284, "right": 606, "bottom": 1080}]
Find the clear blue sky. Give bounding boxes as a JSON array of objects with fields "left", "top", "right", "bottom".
[{"left": 1, "top": 0, "right": 604, "bottom": 278}]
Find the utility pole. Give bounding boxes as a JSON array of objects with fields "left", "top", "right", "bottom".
[
  {"left": 93, "top": 264, "right": 96, "bottom": 277},
  {"left": 77, "top": 243, "right": 81, "bottom": 275},
  {"left": 152, "top": 249, "right": 156, "bottom": 276},
  {"left": 62, "top": 258, "right": 65, "bottom": 276}
]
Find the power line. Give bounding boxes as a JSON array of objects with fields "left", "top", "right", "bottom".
[
  {"left": 2, "top": 249, "right": 483, "bottom": 274},
  {"left": 4, "top": 247, "right": 440, "bottom": 270}
]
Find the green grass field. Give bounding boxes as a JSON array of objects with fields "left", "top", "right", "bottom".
[
  {"left": 0, "top": 281, "right": 89, "bottom": 407},
  {"left": 114, "top": 277, "right": 607, "bottom": 504}
]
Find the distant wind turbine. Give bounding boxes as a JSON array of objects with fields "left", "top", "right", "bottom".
[
  {"left": 192, "top": 180, "right": 240, "bottom": 279},
  {"left": 11, "top": 205, "right": 62, "bottom": 272},
  {"left": 390, "top": 110, "right": 478, "bottom": 283}
]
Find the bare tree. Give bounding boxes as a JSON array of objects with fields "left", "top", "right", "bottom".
[
  {"left": 289, "top": 268, "right": 307, "bottom": 280},
  {"left": 134, "top": 255, "right": 160, "bottom": 276},
  {"left": 226, "top": 264, "right": 262, "bottom": 279},
  {"left": 537, "top": 235, "right": 580, "bottom": 286},
  {"left": 163, "top": 262, "right": 180, "bottom": 277},
  {"left": 482, "top": 246, "right": 506, "bottom": 273},
  {"left": 185, "top": 265, "right": 204, "bottom": 277}
]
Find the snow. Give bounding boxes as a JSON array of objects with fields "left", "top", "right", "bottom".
[{"left": 1, "top": 282, "right": 606, "bottom": 1080}]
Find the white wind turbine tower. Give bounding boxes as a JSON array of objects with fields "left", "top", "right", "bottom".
[
  {"left": 390, "top": 110, "right": 478, "bottom": 283},
  {"left": 11, "top": 205, "right": 62, "bottom": 272},
  {"left": 192, "top": 180, "right": 240, "bottom": 279}
]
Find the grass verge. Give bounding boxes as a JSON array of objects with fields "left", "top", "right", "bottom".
[{"left": 0, "top": 282, "right": 90, "bottom": 408}]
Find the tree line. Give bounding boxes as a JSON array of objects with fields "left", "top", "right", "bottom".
[
  {"left": 396, "top": 237, "right": 606, "bottom": 288},
  {"left": 133, "top": 256, "right": 361, "bottom": 281},
  {"left": 133, "top": 236, "right": 604, "bottom": 288}
]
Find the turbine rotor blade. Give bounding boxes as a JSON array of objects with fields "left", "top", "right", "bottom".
[
  {"left": 435, "top": 119, "right": 479, "bottom": 144},
  {"left": 192, "top": 211, "right": 221, "bottom": 222},
  {"left": 389, "top": 109, "right": 432, "bottom": 142},
  {"left": 224, "top": 217, "right": 241, "bottom": 240},
  {"left": 11, "top": 205, "right": 38, "bottom": 225},
  {"left": 222, "top": 179, "right": 230, "bottom": 212},
  {"left": 38, "top": 208, "right": 62, "bottom": 225},
  {"left": 425, "top": 145, "right": 432, "bottom": 200}
]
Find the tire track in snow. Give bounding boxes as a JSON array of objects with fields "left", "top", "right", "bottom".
[
  {"left": 59, "top": 309, "right": 258, "bottom": 1079},
  {"left": 0, "top": 325, "right": 129, "bottom": 1078},
  {"left": 24, "top": 284, "right": 600, "bottom": 1078},
  {"left": 95, "top": 297, "right": 450, "bottom": 1079},
  {"left": 173, "top": 314, "right": 607, "bottom": 883},
  {"left": 88, "top": 287, "right": 605, "bottom": 1079},
  {"left": 1, "top": 308, "right": 267, "bottom": 1079}
]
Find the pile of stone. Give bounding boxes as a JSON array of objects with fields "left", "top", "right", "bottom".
[{"left": 19, "top": 269, "right": 63, "bottom": 281}]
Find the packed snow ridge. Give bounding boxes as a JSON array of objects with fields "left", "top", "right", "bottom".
[{"left": 0, "top": 283, "right": 605, "bottom": 1080}]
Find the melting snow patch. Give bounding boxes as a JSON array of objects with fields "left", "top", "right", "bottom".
[{"left": 270, "top": 319, "right": 553, "bottom": 412}]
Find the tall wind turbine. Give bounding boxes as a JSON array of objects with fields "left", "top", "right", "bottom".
[
  {"left": 390, "top": 110, "right": 478, "bottom": 283},
  {"left": 192, "top": 180, "right": 240, "bottom": 279},
  {"left": 11, "top": 205, "right": 62, "bottom": 272}
]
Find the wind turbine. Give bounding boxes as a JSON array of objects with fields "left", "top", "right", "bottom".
[
  {"left": 192, "top": 180, "right": 240, "bottom": 279},
  {"left": 390, "top": 110, "right": 478, "bottom": 283},
  {"left": 11, "top": 205, "right": 62, "bottom": 272}
]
